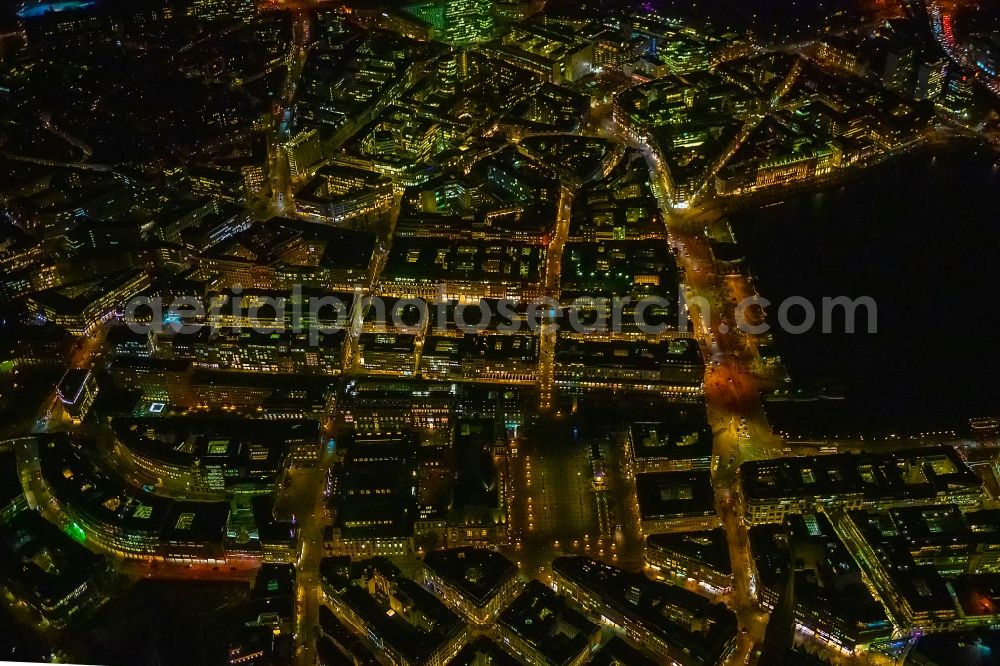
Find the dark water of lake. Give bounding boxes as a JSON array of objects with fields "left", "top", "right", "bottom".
[{"left": 731, "top": 144, "right": 1000, "bottom": 437}]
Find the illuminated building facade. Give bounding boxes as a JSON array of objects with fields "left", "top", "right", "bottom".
[
  {"left": 915, "top": 57, "right": 947, "bottom": 100},
  {"left": 645, "top": 530, "right": 734, "bottom": 594},
  {"left": 283, "top": 130, "right": 323, "bottom": 181},
  {"left": 56, "top": 368, "right": 99, "bottom": 425},
  {"left": 422, "top": 547, "right": 522, "bottom": 625},
  {"left": 741, "top": 448, "right": 984, "bottom": 525},
  {"left": 320, "top": 557, "right": 470, "bottom": 666},
  {"left": 749, "top": 514, "right": 893, "bottom": 652},
  {"left": 552, "top": 556, "right": 738, "bottom": 665},
  {"left": 497, "top": 580, "right": 600, "bottom": 666},
  {"left": 189, "top": 0, "right": 255, "bottom": 21},
  {"left": 27, "top": 270, "right": 151, "bottom": 336},
  {"left": 405, "top": 0, "right": 495, "bottom": 45}
]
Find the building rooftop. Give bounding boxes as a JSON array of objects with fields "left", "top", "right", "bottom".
[
  {"left": 889, "top": 504, "right": 973, "bottom": 546},
  {"left": 0, "top": 510, "right": 104, "bottom": 617},
  {"left": 190, "top": 370, "right": 335, "bottom": 403},
  {"left": 499, "top": 579, "right": 598, "bottom": 666},
  {"left": 423, "top": 547, "right": 519, "bottom": 608},
  {"left": 569, "top": 152, "right": 664, "bottom": 241},
  {"left": 629, "top": 417, "right": 713, "bottom": 464},
  {"left": 109, "top": 357, "right": 193, "bottom": 375},
  {"left": 362, "top": 297, "right": 427, "bottom": 329},
  {"left": 327, "top": 557, "right": 465, "bottom": 665},
  {"left": 965, "top": 509, "right": 1000, "bottom": 537},
  {"left": 204, "top": 287, "right": 357, "bottom": 330},
  {"left": 395, "top": 206, "right": 556, "bottom": 243},
  {"left": 195, "top": 327, "right": 347, "bottom": 351},
  {"left": 160, "top": 501, "right": 230, "bottom": 544},
  {"left": 553, "top": 556, "right": 737, "bottom": 665},
  {"left": 590, "top": 636, "right": 660, "bottom": 666},
  {"left": 37, "top": 434, "right": 260, "bottom": 555},
  {"left": 56, "top": 368, "right": 92, "bottom": 405},
  {"left": 740, "top": 447, "right": 983, "bottom": 505},
  {"left": 335, "top": 434, "right": 417, "bottom": 539},
  {"left": 749, "top": 514, "right": 890, "bottom": 643},
  {"left": 357, "top": 333, "right": 417, "bottom": 354},
  {"left": 556, "top": 338, "right": 703, "bottom": 373},
  {"left": 561, "top": 240, "right": 679, "bottom": 300},
  {"left": 907, "top": 629, "right": 1000, "bottom": 666},
  {"left": 112, "top": 417, "right": 311, "bottom": 477},
  {"left": 381, "top": 237, "right": 546, "bottom": 285},
  {"left": 105, "top": 325, "right": 152, "bottom": 351},
  {"left": 449, "top": 636, "right": 522, "bottom": 666},
  {"left": 847, "top": 509, "right": 956, "bottom": 615},
  {"left": 202, "top": 218, "right": 376, "bottom": 274},
  {"left": 318, "top": 605, "right": 379, "bottom": 666},
  {"left": 422, "top": 334, "right": 539, "bottom": 363},
  {"left": 646, "top": 528, "right": 732, "bottom": 575},
  {"left": 39, "top": 435, "right": 171, "bottom": 537},
  {"left": 251, "top": 495, "right": 297, "bottom": 549},
  {"left": 520, "top": 136, "right": 617, "bottom": 182},
  {"left": 428, "top": 299, "right": 537, "bottom": 334},
  {"left": 635, "top": 470, "right": 716, "bottom": 521},
  {"left": 253, "top": 563, "right": 296, "bottom": 601},
  {"left": 30, "top": 270, "right": 146, "bottom": 317},
  {"left": 953, "top": 575, "right": 1000, "bottom": 619}
]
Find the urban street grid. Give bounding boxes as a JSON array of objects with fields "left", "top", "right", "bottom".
[{"left": 1, "top": 0, "right": 1000, "bottom": 665}]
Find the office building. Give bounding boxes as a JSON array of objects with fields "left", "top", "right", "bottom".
[{"left": 422, "top": 547, "right": 522, "bottom": 625}]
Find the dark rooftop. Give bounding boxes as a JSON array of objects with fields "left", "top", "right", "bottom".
[
  {"left": 56, "top": 368, "right": 92, "bottom": 405},
  {"left": 422, "top": 547, "right": 519, "bottom": 607},
  {"left": 629, "top": 416, "right": 713, "bottom": 464},
  {"left": 382, "top": 237, "right": 545, "bottom": 284},
  {"left": 448, "top": 636, "right": 522, "bottom": 666},
  {"left": 0, "top": 510, "right": 104, "bottom": 616},
  {"left": 953, "top": 574, "right": 1000, "bottom": 619},
  {"left": 330, "top": 558, "right": 465, "bottom": 665},
  {"left": 646, "top": 528, "right": 732, "bottom": 575},
  {"left": 748, "top": 514, "right": 890, "bottom": 645},
  {"left": 552, "top": 556, "right": 737, "bottom": 665},
  {"left": 39, "top": 435, "right": 171, "bottom": 537},
  {"left": 562, "top": 240, "right": 679, "bottom": 299},
  {"left": 160, "top": 501, "right": 230, "bottom": 544},
  {"left": 555, "top": 338, "right": 704, "bottom": 373},
  {"left": 847, "top": 509, "right": 956, "bottom": 615},
  {"left": 908, "top": 630, "right": 1000, "bottom": 666},
  {"left": 635, "top": 470, "right": 716, "bottom": 520},
  {"left": 499, "top": 579, "right": 598, "bottom": 666},
  {"left": 589, "top": 636, "right": 660, "bottom": 666},
  {"left": 740, "top": 447, "right": 983, "bottom": 505}
]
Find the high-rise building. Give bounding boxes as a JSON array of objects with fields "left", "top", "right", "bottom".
[
  {"left": 881, "top": 40, "right": 918, "bottom": 97},
  {"left": 404, "top": 0, "right": 445, "bottom": 37},
  {"left": 405, "top": 0, "right": 495, "bottom": 45},
  {"left": 283, "top": 130, "right": 323, "bottom": 181},
  {"left": 447, "top": 0, "right": 494, "bottom": 44},
  {"left": 940, "top": 73, "right": 976, "bottom": 118},
  {"left": 437, "top": 51, "right": 459, "bottom": 95},
  {"left": 914, "top": 57, "right": 947, "bottom": 101}
]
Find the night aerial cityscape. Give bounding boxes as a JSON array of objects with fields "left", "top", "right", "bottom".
[{"left": 1, "top": 0, "right": 1000, "bottom": 664}]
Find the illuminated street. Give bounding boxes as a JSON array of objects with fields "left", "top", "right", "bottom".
[{"left": 1, "top": 0, "right": 1000, "bottom": 664}]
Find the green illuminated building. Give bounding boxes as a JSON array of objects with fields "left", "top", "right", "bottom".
[{"left": 405, "top": 0, "right": 495, "bottom": 45}]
